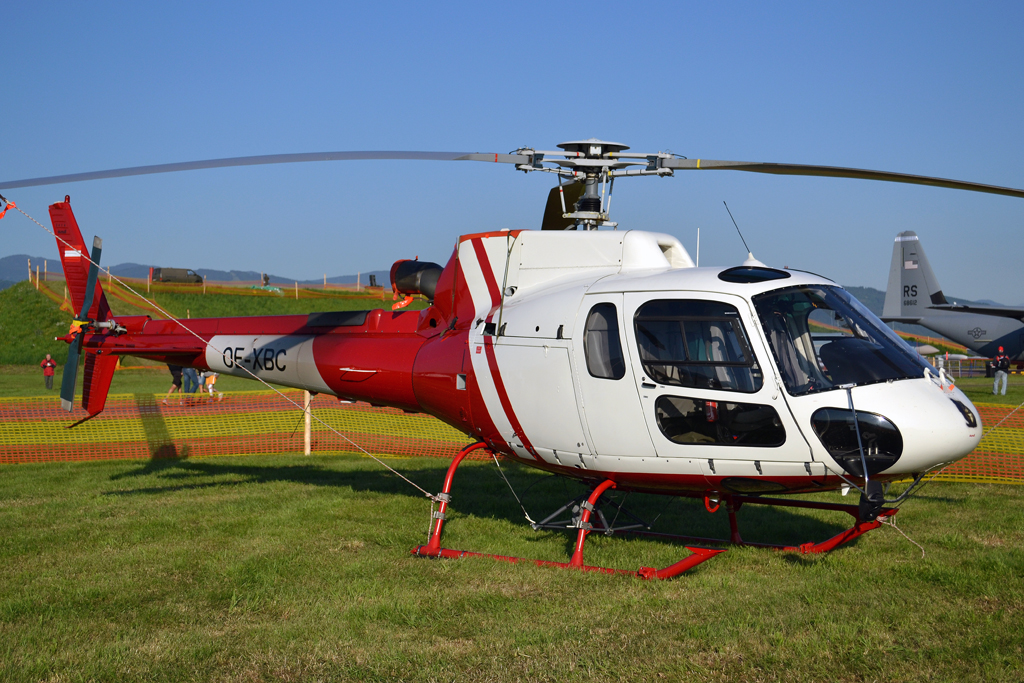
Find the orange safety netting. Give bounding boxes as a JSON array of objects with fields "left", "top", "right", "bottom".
[
  {"left": 936, "top": 403, "right": 1024, "bottom": 484},
  {"left": 1, "top": 395, "right": 1022, "bottom": 484},
  {"left": 0, "top": 391, "right": 479, "bottom": 465}
]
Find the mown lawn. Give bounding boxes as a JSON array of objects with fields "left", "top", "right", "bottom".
[
  {"left": 956, "top": 376, "right": 1024, "bottom": 408},
  {"left": 0, "top": 453, "right": 1020, "bottom": 682}
]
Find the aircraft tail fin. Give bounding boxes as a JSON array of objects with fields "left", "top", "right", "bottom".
[
  {"left": 882, "top": 231, "right": 946, "bottom": 321},
  {"left": 49, "top": 197, "right": 111, "bottom": 323}
]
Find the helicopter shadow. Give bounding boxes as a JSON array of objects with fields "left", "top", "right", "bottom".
[
  {"left": 108, "top": 391, "right": 858, "bottom": 554},
  {"left": 105, "top": 444, "right": 859, "bottom": 556}
]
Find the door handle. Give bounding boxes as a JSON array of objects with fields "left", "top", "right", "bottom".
[{"left": 641, "top": 382, "right": 656, "bottom": 389}]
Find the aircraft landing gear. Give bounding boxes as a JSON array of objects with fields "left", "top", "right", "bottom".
[
  {"left": 411, "top": 447, "right": 724, "bottom": 579},
  {"left": 858, "top": 481, "right": 886, "bottom": 522}
]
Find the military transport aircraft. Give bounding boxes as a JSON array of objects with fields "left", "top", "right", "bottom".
[
  {"left": 882, "top": 231, "right": 1024, "bottom": 360},
  {"left": 1, "top": 140, "right": 1022, "bottom": 579}
]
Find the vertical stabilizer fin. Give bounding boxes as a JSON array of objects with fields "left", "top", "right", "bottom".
[
  {"left": 50, "top": 198, "right": 111, "bottom": 323},
  {"left": 882, "top": 231, "right": 946, "bottom": 320},
  {"left": 81, "top": 353, "right": 118, "bottom": 418}
]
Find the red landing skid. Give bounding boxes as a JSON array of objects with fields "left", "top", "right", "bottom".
[
  {"left": 410, "top": 444, "right": 893, "bottom": 579},
  {"left": 630, "top": 493, "right": 897, "bottom": 555}
]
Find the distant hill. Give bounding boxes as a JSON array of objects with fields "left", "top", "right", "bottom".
[{"left": 0, "top": 255, "right": 61, "bottom": 291}]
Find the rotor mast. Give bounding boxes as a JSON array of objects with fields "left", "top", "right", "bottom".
[{"left": 512, "top": 139, "right": 676, "bottom": 230}]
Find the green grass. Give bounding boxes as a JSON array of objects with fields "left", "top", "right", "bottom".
[
  {"left": 0, "top": 454, "right": 1020, "bottom": 681},
  {"left": 0, "top": 282, "right": 74, "bottom": 365},
  {"left": 955, "top": 376, "right": 1024, "bottom": 407}
]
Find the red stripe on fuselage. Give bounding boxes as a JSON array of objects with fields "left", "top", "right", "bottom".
[{"left": 470, "top": 239, "right": 538, "bottom": 458}]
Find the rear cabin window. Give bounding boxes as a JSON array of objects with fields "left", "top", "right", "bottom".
[
  {"left": 655, "top": 396, "right": 785, "bottom": 447},
  {"left": 634, "top": 300, "right": 763, "bottom": 392},
  {"left": 584, "top": 303, "right": 626, "bottom": 379}
]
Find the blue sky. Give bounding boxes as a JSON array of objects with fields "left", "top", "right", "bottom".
[{"left": 2, "top": 1, "right": 1022, "bottom": 299}]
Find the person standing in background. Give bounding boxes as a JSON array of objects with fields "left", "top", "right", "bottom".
[
  {"left": 40, "top": 354, "right": 57, "bottom": 390},
  {"left": 994, "top": 346, "right": 1011, "bottom": 396},
  {"left": 164, "top": 364, "right": 183, "bottom": 405},
  {"left": 182, "top": 366, "right": 200, "bottom": 395}
]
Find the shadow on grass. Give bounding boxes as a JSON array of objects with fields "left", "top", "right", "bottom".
[{"left": 105, "top": 453, "right": 867, "bottom": 554}]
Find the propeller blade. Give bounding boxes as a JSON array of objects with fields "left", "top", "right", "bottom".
[
  {"left": 59, "top": 334, "right": 83, "bottom": 412},
  {"left": 662, "top": 158, "right": 1024, "bottom": 199},
  {"left": 77, "top": 236, "right": 103, "bottom": 320},
  {"left": 0, "top": 151, "right": 525, "bottom": 190},
  {"left": 541, "top": 182, "right": 586, "bottom": 230}
]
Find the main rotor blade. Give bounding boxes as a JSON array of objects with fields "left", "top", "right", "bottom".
[
  {"left": 78, "top": 237, "right": 103, "bottom": 320},
  {"left": 0, "top": 151, "right": 526, "bottom": 190},
  {"left": 663, "top": 159, "right": 1024, "bottom": 199}
]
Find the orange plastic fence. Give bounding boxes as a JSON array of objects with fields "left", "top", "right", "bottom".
[
  {"left": 0, "top": 391, "right": 477, "bottom": 465},
  {"left": 1, "top": 394, "right": 1021, "bottom": 484},
  {"left": 942, "top": 403, "right": 1024, "bottom": 484}
]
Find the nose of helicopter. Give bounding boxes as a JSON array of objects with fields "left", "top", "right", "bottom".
[{"left": 833, "top": 379, "right": 982, "bottom": 476}]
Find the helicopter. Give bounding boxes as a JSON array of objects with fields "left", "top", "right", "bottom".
[{"left": 2, "top": 139, "right": 1023, "bottom": 579}]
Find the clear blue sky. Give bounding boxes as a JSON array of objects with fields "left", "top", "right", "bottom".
[{"left": 3, "top": 1, "right": 1022, "bottom": 300}]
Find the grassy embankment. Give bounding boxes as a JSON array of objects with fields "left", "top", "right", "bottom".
[{"left": 0, "top": 280, "right": 425, "bottom": 397}]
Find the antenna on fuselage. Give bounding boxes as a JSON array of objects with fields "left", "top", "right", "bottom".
[{"left": 723, "top": 201, "right": 764, "bottom": 267}]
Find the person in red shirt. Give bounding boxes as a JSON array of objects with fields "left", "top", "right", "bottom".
[
  {"left": 993, "top": 346, "right": 1011, "bottom": 396},
  {"left": 40, "top": 354, "right": 57, "bottom": 390}
]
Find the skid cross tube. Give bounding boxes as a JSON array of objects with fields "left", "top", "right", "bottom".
[
  {"left": 412, "top": 464, "right": 724, "bottom": 579},
  {"left": 569, "top": 479, "right": 617, "bottom": 567},
  {"left": 414, "top": 441, "right": 488, "bottom": 557}
]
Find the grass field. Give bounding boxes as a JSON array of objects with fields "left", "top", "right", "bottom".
[
  {"left": 0, "top": 454, "right": 1021, "bottom": 681},
  {"left": 2, "top": 276, "right": 1023, "bottom": 679}
]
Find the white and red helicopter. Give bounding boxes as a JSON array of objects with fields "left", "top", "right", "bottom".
[{"left": 3, "top": 140, "right": 1023, "bottom": 579}]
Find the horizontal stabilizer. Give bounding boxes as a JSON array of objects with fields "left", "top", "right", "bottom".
[
  {"left": 880, "top": 316, "right": 922, "bottom": 324},
  {"left": 929, "top": 304, "right": 1024, "bottom": 321}
]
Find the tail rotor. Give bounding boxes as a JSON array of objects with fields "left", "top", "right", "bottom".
[{"left": 59, "top": 236, "right": 102, "bottom": 412}]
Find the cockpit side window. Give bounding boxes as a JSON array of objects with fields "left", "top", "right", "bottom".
[
  {"left": 633, "top": 300, "right": 763, "bottom": 393},
  {"left": 584, "top": 303, "right": 626, "bottom": 380}
]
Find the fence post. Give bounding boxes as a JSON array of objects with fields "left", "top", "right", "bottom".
[
  {"left": 303, "top": 390, "right": 312, "bottom": 456},
  {"left": 35, "top": 266, "right": 40, "bottom": 289},
  {"left": 295, "top": 281, "right": 298, "bottom": 300},
  {"left": 323, "top": 274, "right": 327, "bottom": 290}
]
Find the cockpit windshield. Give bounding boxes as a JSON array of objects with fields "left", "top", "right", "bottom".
[{"left": 752, "top": 285, "right": 930, "bottom": 396}]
